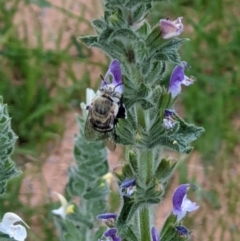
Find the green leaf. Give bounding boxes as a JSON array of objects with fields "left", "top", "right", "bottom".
[
  {"left": 155, "top": 158, "right": 177, "bottom": 183},
  {"left": 109, "top": 28, "right": 139, "bottom": 43},
  {"left": 78, "top": 36, "right": 98, "bottom": 47},
  {"left": 91, "top": 41, "right": 122, "bottom": 59},
  {"left": 136, "top": 21, "right": 151, "bottom": 38},
  {"left": 142, "top": 60, "right": 167, "bottom": 85},
  {"left": 131, "top": 3, "right": 152, "bottom": 23},
  {"left": 151, "top": 38, "right": 189, "bottom": 64},
  {"left": 92, "top": 19, "right": 106, "bottom": 31},
  {"left": 145, "top": 25, "right": 162, "bottom": 49},
  {"left": 116, "top": 197, "right": 142, "bottom": 234}
]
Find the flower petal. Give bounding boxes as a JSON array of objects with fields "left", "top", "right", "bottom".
[
  {"left": 0, "top": 213, "right": 29, "bottom": 230},
  {"left": 120, "top": 178, "right": 135, "bottom": 188},
  {"left": 9, "top": 224, "right": 27, "bottom": 241},
  {"left": 103, "top": 59, "right": 123, "bottom": 94},
  {"left": 97, "top": 213, "right": 118, "bottom": 220},
  {"left": 175, "top": 225, "right": 190, "bottom": 237},
  {"left": 159, "top": 17, "right": 184, "bottom": 39},
  {"left": 181, "top": 195, "right": 199, "bottom": 212},
  {"left": 0, "top": 213, "right": 29, "bottom": 241},
  {"left": 169, "top": 61, "right": 194, "bottom": 98},
  {"left": 164, "top": 109, "right": 175, "bottom": 118},
  {"left": 104, "top": 228, "right": 121, "bottom": 241},
  {"left": 104, "top": 228, "right": 117, "bottom": 237},
  {"left": 52, "top": 206, "right": 66, "bottom": 219},
  {"left": 151, "top": 227, "right": 160, "bottom": 241},
  {"left": 55, "top": 192, "right": 68, "bottom": 209},
  {"left": 172, "top": 184, "right": 190, "bottom": 212},
  {"left": 172, "top": 184, "right": 199, "bottom": 222},
  {"left": 86, "top": 88, "right": 96, "bottom": 106},
  {"left": 163, "top": 118, "right": 175, "bottom": 129},
  {"left": 120, "top": 178, "right": 136, "bottom": 197}
]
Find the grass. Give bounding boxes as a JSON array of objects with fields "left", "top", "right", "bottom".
[{"left": 0, "top": 0, "right": 104, "bottom": 155}]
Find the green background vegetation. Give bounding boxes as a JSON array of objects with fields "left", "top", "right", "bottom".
[{"left": 0, "top": 0, "right": 239, "bottom": 240}]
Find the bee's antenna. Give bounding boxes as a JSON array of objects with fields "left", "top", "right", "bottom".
[
  {"left": 113, "top": 82, "right": 123, "bottom": 91},
  {"left": 100, "top": 75, "right": 108, "bottom": 86}
]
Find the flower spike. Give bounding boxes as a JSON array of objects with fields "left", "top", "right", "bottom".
[
  {"left": 159, "top": 17, "right": 184, "bottom": 39},
  {"left": 102, "top": 59, "right": 123, "bottom": 94},
  {"left": 0, "top": 212, "right": 30, "bottom": 241},
  {"left": 172, "top": 184, "right": 199, "bottom": 222},
  {"left": 169, "top": 61, "right": 194, "bottom": 98},
  {"left": 151, "top": 227, "right": 161, "bottom": 241}
]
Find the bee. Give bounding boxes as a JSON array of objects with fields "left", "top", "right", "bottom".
[{"left": 84, "top": 60, "right": 126, "bottom": 151}]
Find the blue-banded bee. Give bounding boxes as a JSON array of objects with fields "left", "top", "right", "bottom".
[{"left": 84, "top": 59, "right": 126, "bottom": 151}]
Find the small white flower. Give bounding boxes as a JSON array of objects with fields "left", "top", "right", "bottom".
[
  {"left": 86, "top": 88, "right": 96, "bottom": 106},
  {"left": 52, "top": 192, "right": 74, "bottom": 219},
  {"left": 80, "top": 88, "right": 96, "bottom": 118},
  {"left": 0, "top": 212, "right": 30, "bottom": 241}
]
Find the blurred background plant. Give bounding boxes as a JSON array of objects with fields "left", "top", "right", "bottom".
[
  {"left": 0, "top": 0, "right": 105, "bottom": 156},
  {"left": 0, "top": 0, "right": 239, "bottom": 241}
]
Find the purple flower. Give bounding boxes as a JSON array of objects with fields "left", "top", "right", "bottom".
[
  {"left": 172, "top": 184, "right": 199, "bottom": 222},
  {"left": 97, "top": 213, "right": 117, "bottom": 227},
  {"left": 175, "top": 225, "right": 189, "bottom": 237},
  {"left": 104, "top": 228, "right": 121, "bottom": 241},
  {"left": 102, "top": 59, "right": 123, "bottom": 94},
  {"left": 151, "top": 227, "right": 161, "bottom": 241},
  {"left": 163, "top": 118, "right": 175, "bottom": 129},
  {"left": 163, "top": 109, "right": 176, "bottom": 129},
  {"left": 169, "top": 61, "right": 194, "bottom": 98},
  {"left": 120, "top": 178, "right": 136, "bottom": 197},
  {"left": 97, "top": 213, "right": 118, "bottom": 221},
  {"left": 159, "top": 17, "right": 184, "bottom": 39},
  {"left": 164, "top": 109, "right": 175, "bottom": 118}
]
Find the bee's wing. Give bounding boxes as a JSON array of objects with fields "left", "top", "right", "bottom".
[
  {"left": 84, "top": 114, "right": 109, "bottom": 141},
  {"left": 105, "top": 138, "right": 116, "bottom": 152},
  {"left": 84, "top": 116, "right": 116, "bottom": 151}
]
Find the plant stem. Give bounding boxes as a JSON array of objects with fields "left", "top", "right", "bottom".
[
  {"left": 139, "top": 207, "right": 151, "bottom": 241},
  {"left": 137, "top": 149, "right": 153, "bottom": 186}
]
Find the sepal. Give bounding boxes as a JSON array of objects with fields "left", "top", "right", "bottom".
[
  {"left": 160, "top": 215, "right": 189, "bottom": 241},
  {"left": 155, "top": 158, "right": 177, "bottom": 183},
  {"left": 120, "top": 226, "right": 138, "bottom": 241},
  {"left": 136, "top": 21, "right": 151, "bottom": 38},
  {"left": 130, "top": 3, "right": 152, "bottom": 23},
  {"left": 92, "top": 19, "right": 106, "bottom": 32},
  {"left": 146, "top": 25, "right": 163, "bottom": 49}
]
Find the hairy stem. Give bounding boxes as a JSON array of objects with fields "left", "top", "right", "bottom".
[{"left": 139, "top": 207, "right": 151, "bottom": 241}]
